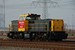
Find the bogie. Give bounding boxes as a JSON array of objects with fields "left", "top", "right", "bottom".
[{"left": 7, "top": 31, "right": 67, "bottom": 41}]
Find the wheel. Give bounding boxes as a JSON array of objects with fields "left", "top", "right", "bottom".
[
  {"left": 30, "top": 33, "right": 36, "bottom": 40},
  {"left": 47, "top": 33, "right": 52, "bottom": 41},
  {"left": 47, "top": 33, "right": 55, "bottom": 41},
  {"left": 7, "top": 32, "right": 13, "bottom": 38},
  {"left": 19, "top": 32, "right": 23, "bottom": 39},
  {"left": 30, "top": 33, "right": 33, "bottom": 41},
  {"left": 23, "top": 33, "right": 30, "bottom": 39}
]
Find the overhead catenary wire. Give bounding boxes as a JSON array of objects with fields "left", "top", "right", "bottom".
[{"left": 32, "top": 0, "right": 59, "bottom": 19}]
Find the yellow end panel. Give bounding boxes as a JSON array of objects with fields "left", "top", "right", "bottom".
[
  {"left": 18, "top": 20, "right": 25, "bottom": 32},
  {"left": 25, "top": 20, "right": 29, "bottom": 32},
  {"left": 18, "top": 28, "right": 25, "bottom": 31},
  {"left": 51, "top": 20, "right": 54, "bottom": 31},
  {"left": 53, "top": 26, "right": 63, "bottom": 31},
  {"left": 51, "top": 19, "right": 64, "bottom": 31},
  {"left": 53, "top": 20, "right": 64, "bottom": 26},
  {"left": 18, "top": 20, "right": 29, "bottom": 32}
]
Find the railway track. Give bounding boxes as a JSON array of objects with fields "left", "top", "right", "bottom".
[
  {"left": 0, "top": 39, "right": 75, "bottom": 50},
  {"left": 0, "top": 34, "right": 75, "bottom": 50}
]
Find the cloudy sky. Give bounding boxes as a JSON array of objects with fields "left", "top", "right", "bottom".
[{"left": 0, "top": 0, "right": 75, "bottom": 29}]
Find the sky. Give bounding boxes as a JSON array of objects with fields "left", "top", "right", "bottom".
[{"left": 0, "top": 0, "right": 75, "bottom": 29}]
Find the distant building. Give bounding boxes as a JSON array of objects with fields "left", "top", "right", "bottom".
[
  {"left": 0, "top": 27, "right": 9, "bottom": 35},
  {"left": 0, "top": 27, "right": 9, "bottom": 31}
]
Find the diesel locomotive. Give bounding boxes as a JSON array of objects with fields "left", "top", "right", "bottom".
[{"left": 7, "top": 14, "right": 67, "bottom": 41}]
